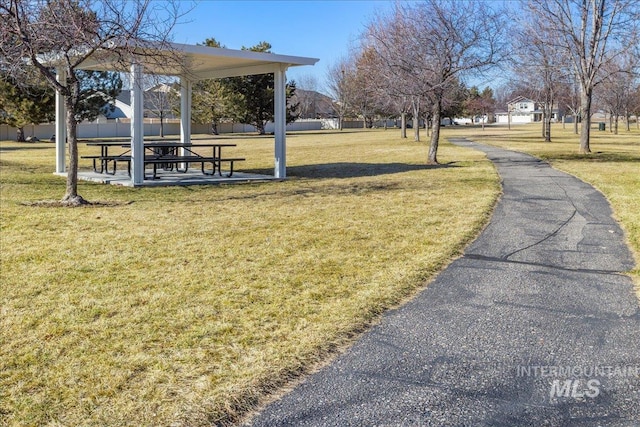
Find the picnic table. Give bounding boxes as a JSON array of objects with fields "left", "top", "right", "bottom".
[
  {"left": 83, "top": 141, "right": 131, "bottom": 174},
  {"left": 82, "top": 141, "right": 245, "bottom": 179}
]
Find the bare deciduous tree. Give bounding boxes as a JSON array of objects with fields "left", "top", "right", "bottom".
[
  {"left": 144, "top": 77, "right": 179, "bottom": 138},
  {"left": 351, "top": 48, "right": 380, "bottom": 129},
  {"left": 597, "top": 54, "right": 638, "bottom": 134},
  {"left": 530, "top": 0, "right": 639, "bottom": 153},
  {"left": 365, "top": 4, "right": 429, "bottom": 142},
  {"left": 326, "top": 56, "right": 355, "bottom": 130},
  {"left": 558, "top": 73, "right": 582, "bottom": 134},
  {"left": 512, "top": 6, "right": 569, "bottom": 142},
  {"left": 0, "top": 0, "right": 184, "bottom": 205},
  {"left": 365, "top": 0, "right": 507, "bottom": 163},
  {"left": 294, "top": 74, "right": 320, "bottom": 119},
  {"left": 631, "top": 84, "right": 640, "bottom": 130}
]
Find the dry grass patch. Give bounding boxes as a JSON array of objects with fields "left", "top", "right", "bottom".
[
  {"left": 1, "top": 130, "right": 499, "bottom": 426},
  {"left": 443, "top": 123, "right": 640, "bottom": 297}
]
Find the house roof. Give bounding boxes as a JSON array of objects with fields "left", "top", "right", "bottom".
[
  {"left": 507, "top": 96, "right": 535, "bottom": 105},
  {"left": 72, "top": 42, "right": 319, "bottom": 81}
]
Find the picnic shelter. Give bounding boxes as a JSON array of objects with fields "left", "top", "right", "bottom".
[{"left": 52, "top": 42, "right": 318, "bottom": 185}]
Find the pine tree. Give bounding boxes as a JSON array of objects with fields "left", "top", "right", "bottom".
[
  {"left": 220, "top": 42, "right": 298, "bottom": 134},
  {"left": 0, "top": 73, "right": 55, "bottom": 141}
]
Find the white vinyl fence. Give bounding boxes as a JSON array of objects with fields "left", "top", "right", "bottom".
[{"left": 1, "top": 118, "right": 327, "bottom": 141}]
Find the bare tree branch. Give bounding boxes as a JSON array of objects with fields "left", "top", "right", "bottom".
[{"left": 0, "top": 0, "right": 189, "bottom": 204}]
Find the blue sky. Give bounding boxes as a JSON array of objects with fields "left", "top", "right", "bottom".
[{"left": 172, "top": 1, "right": 395, "bottom": 93}]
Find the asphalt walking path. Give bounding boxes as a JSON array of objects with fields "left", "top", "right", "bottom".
[{"left": 247, "top": 139, "right": 640, "bottom": 426}]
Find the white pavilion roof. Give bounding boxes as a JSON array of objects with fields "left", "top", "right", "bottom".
[{"left": 75, "top": 42, "right": 319, "bottom": 80}]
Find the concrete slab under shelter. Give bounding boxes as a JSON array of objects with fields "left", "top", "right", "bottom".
[{"left": 64, "top": 170, "right": 276, "bottom": 187}]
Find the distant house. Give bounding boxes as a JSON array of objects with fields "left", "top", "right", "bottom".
[
  {"left": 103, "top": 84, "right": 178, "bottom": 120},
  {"left": 495, "top": 96, "right": 561, "bottom": 124},
  {"left": 104, "top": 91, "right": 132, "bottom": 119},
  {"left": 291, "top": 89, "right": 338, "bottom": 119}
]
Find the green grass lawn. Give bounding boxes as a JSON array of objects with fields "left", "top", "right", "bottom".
[
  {"left": 1, "top": 130, "right": 499, "bottom": 426},
  {"left": 444, "top": 122, "right": 640, "bottom": 296}
]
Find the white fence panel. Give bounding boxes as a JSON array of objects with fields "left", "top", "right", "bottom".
[{"left": 2, "top": 118, "right": 330, "bottom": 141}]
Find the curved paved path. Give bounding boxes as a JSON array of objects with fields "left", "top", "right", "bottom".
[{"left": 247, "top": 139, "right": 640, "bottom": 426}]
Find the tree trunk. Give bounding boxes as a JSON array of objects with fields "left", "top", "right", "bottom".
[
  {"left": 413, "top": 104, "right": 420, "bottom": 142},
  {"left": 614, "top": 114, "right": 618, "bottom": 135},
  {"left": 428, "top": 100, "right": 441, "bottom": 164},
  {"left": 579, "top": 90, "right": 592, "bottom": 153},
  {"left": 400, "top": 112, "right": 407, "bottom": 138},
  {"left": 62, "top": 98, "right": 86, "bottom": 205},
  {"left": 544, "top": 103, "right": 552, "bottom": 142},
  {"left": 574, "top": 113, "right": 579, "bottom": 134},
  {"left": 609, "top": 112, "right": 613, "bottom": 133},
  {"left": 16, "top": 127, "right": 25, "bottom": 142}
]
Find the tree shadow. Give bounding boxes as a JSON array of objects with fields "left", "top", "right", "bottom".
[
  {"left": 276, "top": 162, "right": 457, "bottom": 179},
  {"left": 0, "top": 145, "right": 56, "bottom": 152},
  {"left": 542, "top": 152, "right": 640, "bottom": 163}
]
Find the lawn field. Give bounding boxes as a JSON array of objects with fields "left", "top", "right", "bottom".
[
  {"left": 445, "top": 122, "right": 640, "bottom": 296},
  {"left": 2, "top": 124, "right": 637, "bottom": 426},
  {"left": 0, "top": 130, "right": 499, "bottom": 426}
]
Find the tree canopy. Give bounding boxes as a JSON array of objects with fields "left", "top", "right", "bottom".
[
  {"left": 362, "top": 0, "right": 507, "bottom": 163},
  {"left": 0, "top": 71, "right": 55, "bottom": 141},
  {"left": 523, "top": 0, "right": 639, "bottom": 152},
  {"left": 0, "top": 0, "right": 182, "bottom": 205},
  {"left": 0, "top": 69, "right": 121, "bottom": 141},
  {"left": 191, "top": 40, "right": 299, "bottom": 135}
]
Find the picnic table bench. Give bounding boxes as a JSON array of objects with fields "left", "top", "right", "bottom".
[
  {"left": 81, "top": 154, "right": 132, "bottom": 175},
  {"left": 144, "top": 155, "right": 246, "bottom": 179},
  {"left": 82, "top": 142, "right": 244, "bottom": 179}
]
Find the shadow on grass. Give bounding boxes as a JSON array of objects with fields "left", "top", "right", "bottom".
[
  {"left": 0, "top": 145, "right": 55, "bottom": 152},
  {"left": 280, "top": 162, "right": 457, "bottom": 179},
  {"left": 219, "top": 181, "right": 407, "bottom": 202},
  {"left": 540, "top": 152, "right": 640, "bottom": 163}
]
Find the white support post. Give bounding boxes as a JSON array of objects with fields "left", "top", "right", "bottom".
[
  {"left": 180, "top": 77, "right": 192, "bottom": 166},
  {"left": 180, "top": 77, "right": 192, "bottom": 146},
  {"left": 55, "top": 69, "right": 66, "bottom": 173},
  {"left": 130, "top": 63, "right": 145, "bottom": 185},
  {"left": 274, "top": 66, "right": 287, "bottom": 178}
]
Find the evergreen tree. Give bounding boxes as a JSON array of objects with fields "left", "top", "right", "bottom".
[
  {"left": 221, "top": 42, "right": 298, "bottom": 134},
  {"left": 74, "top": 70, "right": 122, "bottom": 123},
  {"left": 0, "top": 72, "right": 55, "bottom": 141},
  {"left": 463, "top": 86, "right": 495, "bottom": 129},
  {"left": 191, "top": 38, "right": 229, "bottom": 134},
  {"left": 0, "top": 70, "right": 121, "bottom": 141}
]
